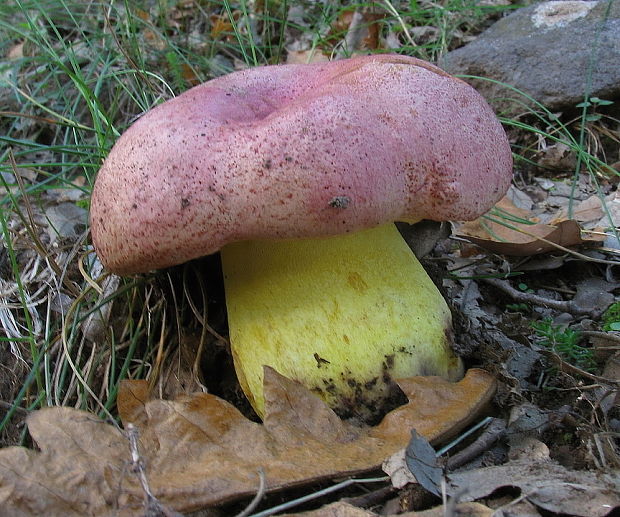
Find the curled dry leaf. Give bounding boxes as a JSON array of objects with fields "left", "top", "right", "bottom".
[
  {"left": 0, "top": 368, "right": 495, "bottom": 516},
  {"left": 457, "top": 196, "right": 605, "bottom": 256}
]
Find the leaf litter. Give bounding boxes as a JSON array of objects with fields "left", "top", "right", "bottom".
[
  {"left": 2, "top": 3, "right": 619, "bottom": 516},
  {"left": 0, "top": 368, "right": 495, "bottom": 516},
  {"left": 457, "top": 196, "right": 606, "bottom": 256},
  {"left": 402, "top": 431, "right": 442, "bottom": 497},
  {"left": 446, "top": 447, "right": 620, "bottom": 517}
]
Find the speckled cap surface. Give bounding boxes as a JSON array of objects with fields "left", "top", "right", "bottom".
[{"left": 90, "top": 54, "right": 512, "bottom": 274}]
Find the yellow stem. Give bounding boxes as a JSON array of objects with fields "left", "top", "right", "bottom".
[{"left": 222, "top": 223, "right": 463, "bottom": 419}]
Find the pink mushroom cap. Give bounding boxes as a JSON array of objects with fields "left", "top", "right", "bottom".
[{"left": 90, "top": 54, "right": 512, "bottom": 274}]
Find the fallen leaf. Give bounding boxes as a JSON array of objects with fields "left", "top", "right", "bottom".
[
  {"left": 565, "top": 195, "right": 605, "bottom": 224},
  {"left": 552, "top": 192, "right": 620, "bottom": 233},
  {"left": 143, "top": 28, "right": 167, "bottom": 51},
  {"left": 402, "top": 502, "right": 494, "bottom": 517},
  {"left": 81, "top": 274, "right": 121, "bottom": 342},
  {"left": 282, "top": 501, "right": 494, "bottom": 516},
  {"left": 325, "top": 9, "right": 386, "bottom": 51},
  {"left": 383, "top": 449, "right": 415, "bottom": 489},
  {"left": 284, "top": 502, "right": 375, "bottom": 516},
  {"left": 210, "top": 12, "right": 240, "bottom": 40},
  {"left": 408, "top": 25, "right": 440, "bottom": 44},
  {"left": 447, "top": 458, "right": 620, "bottom": 517},
  {"left": 457, "top": 196, "right": 605, "bottom": 256},
  {"left": 536, "top": 142, "right": 576, "bottom": 170},
  {"left": 6, "top": 41, "right": 25, "bottom": 59},
  {"left": 0, "top": 368, "right": 495, "bottom": 515},
  {"left": 572, "top": 278, "right": 616, "bottom": 316},
  {"left": 404, "top": 430, "right": 442, "bottom": 496},
  {"left": 117, "top": 379, "right": 150, "bottom": 428},
  {"left": 44, "top": 202, "right": 88, "bottom": 244},
  {"left": 286, "top": 49, "right": 330, "bottom": 65}
]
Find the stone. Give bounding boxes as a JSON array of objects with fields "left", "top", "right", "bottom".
[{"left": 439, "top": 1, "right": 620, "bottom": 111}]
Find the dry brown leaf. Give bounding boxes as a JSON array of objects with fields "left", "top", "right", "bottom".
[
  {"left": 210, "top": 12, "right": 240, "bottom": 40},
  {"left": 179, "top": 63, "right": 201, "bottom": 87},
  {"left": 283, "top": 502, "right": 376, "bottom": 516},
  {"left": 403, "top": 502, "right": 494, "bottom": 517},
  {"left": 116, "top": 378, "right": 150, "bottom": 428},
  {"left": 536, "top": 142, "right": 576, "bottom": 170},
  {"left": 447, "top": 458, "right": 620, "bottom": 517},
  {"left": 6, "top": 41, "right": 25, "bottom": 59},
  {"left": 134, "top": 7, "right": 150, "bottom": 21},
  {"left": 458, "top": 196, "right": 605, "bottom": 256},
  {"left": 0, "top": 368, "right": 495, "bottom": 516},
  {"left": 325, "top": 9, "right": 386, "bottom": 51},
  {"left": 282, "top": 501, "right": 494, "bottom": 516},
  {"left": 567, "top": 195, "right": 605, "bottom": 224},
  {"left": 286, "top": 49, "right": 331, "bottom": 65},
  {"left": 143, "top": 29, "right": 167, "bottom": 51}
]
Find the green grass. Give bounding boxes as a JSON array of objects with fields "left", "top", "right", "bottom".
[
  {"left": 0, "top": 0, "right": 617, "bottom": 445},
  {"left": 602, "top": 302, "right": 620, "bottom": 332},
  {"left": 531, "top": 317, "right": 596, "bottom": 373}
]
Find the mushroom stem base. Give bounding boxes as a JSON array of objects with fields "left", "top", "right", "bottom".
[{"left": 221, "top": 223, "right": 463, "bottom": 419}]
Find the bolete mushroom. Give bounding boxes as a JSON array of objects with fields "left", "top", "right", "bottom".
[{"left": 90, "top": 55, "right": 512, "bottom": 420}]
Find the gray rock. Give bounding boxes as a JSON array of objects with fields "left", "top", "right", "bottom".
[{"left": 439, "top": 1, "right": 620, "bottom": 111}]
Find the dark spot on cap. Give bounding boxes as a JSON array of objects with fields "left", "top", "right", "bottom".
[{"left": 329, "top": 196, "right": 351, "bottom": 209}]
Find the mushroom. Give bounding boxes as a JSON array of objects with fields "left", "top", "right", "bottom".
[{"left": 90, "top": 55, "right": 512, "bottom": 420}]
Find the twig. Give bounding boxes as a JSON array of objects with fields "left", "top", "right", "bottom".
[
  {"left": 126, "top": 423, "right": 185, "bottom": 517},
  {"left": 581, "top": 330, "right": 620, "bottom": 345},
  {"left": 248, "top": 476, "right": 389, "bottom": 517},
  {"left": 0, "top": 400, "right": 29, "bottom": 416},
  {"left": 445, "top": 418, "right": 507, "bottom": 470},
  {"left": 542, "top": 350, "right": 620, "bottom": 385},
  {"left": 481, "top": 277, "right": 599, "bottom": 317},
  {"left": 437, "top": 417, "right": 495, "bottom": 457},
  {"left": 235, "top": 468, "right": 266, "bottom": 517},
  {"left": 341, "top": 485, "right": 395, "bottom": 508}
]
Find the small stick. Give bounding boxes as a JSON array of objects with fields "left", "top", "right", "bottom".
[
  {"left": 543, "top": 350, "right": 620, "bottom": 385},
  {"left": 445, "top": 418, "right": 507, "bottom": 470},
  {"left": 126, "top": 423, "right": 184, "bottom": 517},
  {"left": 0, "top": 400, "right": 29, "bottom": 416},
  {"left": 581, "top": 330, "right": 620, "bottom": 345},
  {"left": 341, "top": 485, "right": 395, "bottom": 508},
  {"left": 482, "top": 277, "right": 598, "bottom": 317}
]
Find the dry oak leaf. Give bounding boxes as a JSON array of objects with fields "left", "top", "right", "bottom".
[
  {"left": 0, "top": 368, "right": 494, "bottom": 516},
  {"left": 457, "top": 196, "right": 605, "bottom": 256}
]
